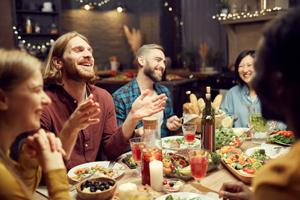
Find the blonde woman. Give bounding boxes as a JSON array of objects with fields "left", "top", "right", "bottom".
[{"left": 0, "top": 49, "right": 71, "bottom": 199}]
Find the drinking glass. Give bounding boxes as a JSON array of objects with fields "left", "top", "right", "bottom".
[
  {"left": 141, "top": 146, "right": 162, "bottom": 185},
  {"left": 129, "top": 137, "right": 144, "bottom": 173},
  {"left": 188, "top": 149, "right": 209, "bottom": 182},
  {"left": 182, "top": 123, "right": 197, "bottom": 145},
  {"left": 248, "top": 113, "right": 268, "bottom": 144},
  {"left": 248, "top": 113, "right": 268, "bottom": 132}
]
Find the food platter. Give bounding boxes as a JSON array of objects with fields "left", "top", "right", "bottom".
[
  {"left": 218, "top": 146, "right": 266, "bottom": 184},
  {"left": 163, "top": 152, "right": 192, "bottom": 181},
  {"left": 216, "top": 127, "right": 244, "bottom": 149},
  {"left": 162, "top": 136, "right": 201, "bottom": 150},
  {"left": 220, "top": 160, "right": 254, "bottom": 184},
  {"left": 268, "top": 131, "right": 295, "bottom": 146},
  {"left": 156, "top": 192, "right": 218, "bottom": 200},
  {"left": 245, "top": 144, "right": 289, "bottom": 159},
  {"left": 68, "top": 161, "right": 125, "bottom": 182}
]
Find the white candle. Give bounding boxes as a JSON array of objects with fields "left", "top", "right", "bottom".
[
  {"left": 118, "top": 182, "right": 138, "bottom": 200},
  {"left": 149, "top": 160, "right": 163, "bottom": 191}
]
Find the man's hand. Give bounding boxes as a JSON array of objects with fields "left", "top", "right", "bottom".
[
  {"left": 59, "top": 94, "right": 100, "bottom": 159},
  {"left": 166, "top": 115, "right": 182, "bottom": 131},
  {"left": 134, "top": 127, "right": 144, "bottom": 136},
  {"left": 64, "top": 94, "right": 100, "bottom": 133},
  {"left": 130, "top": 89, "right": 167, "bottom": 121},
  {"left": 219, "top": 182, "right": 252, "bottom": 200},
  {"left": 122, "top": 90, "right": 167, "bottom": 140}
]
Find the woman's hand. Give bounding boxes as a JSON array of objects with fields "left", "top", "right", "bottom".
[
  {"left": 219, "top": 182, "right": 252, "bottom": 200},
  {"left": 23, "top": 129, "right": 67, "bottom": 171}
]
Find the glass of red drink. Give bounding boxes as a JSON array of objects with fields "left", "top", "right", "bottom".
[
  {"left": 182, "top": 123, "right": 197, "bottom": 145},
  {"left": 141, "top": 146, "right": 162, "bottom": 185},
  {"left": 129, "top": 137, "right": 145, "bottom": 173},
  {"left": 188, "top": 149, "right": 209, "bottom": 182}
]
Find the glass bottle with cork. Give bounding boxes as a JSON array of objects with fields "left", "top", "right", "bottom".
[
  {"left": 201, "top": 86, "right": 216, "bottom": 152},
  {"left": 141, "top": 116, "right": 163, "bottom": 188}
]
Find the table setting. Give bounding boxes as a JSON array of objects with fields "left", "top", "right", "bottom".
[{"left": 34, "top": 112, "right": 294, "bottom": 200}]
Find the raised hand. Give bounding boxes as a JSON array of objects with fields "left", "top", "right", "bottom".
[
  {"left": 123, "top": 25, "right": 142, "bottom": 53},
  {"left": 167, "top": 115, "right": 182, "bottom": 131},
  {"left": 131, "top": 89, "right": 167, "bottom": 120},
  {"left": 64, "top": 94, "right": 100, "bottom": 132},
  {"left": 219, "top": 182, "right": 252, "bottom": 200}
]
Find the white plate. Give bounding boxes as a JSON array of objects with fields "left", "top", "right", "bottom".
[
  {"left": 232, "top": 128, "right": 250, "bottom": 137},
  {"left": 162, "top": 136, "right": 201, "bottom": 150},
  {"left": 67, "top": 161, "right": 125, "bottom": 182},
  {"left": 245, "top": 143, "right": 289, "bottom": 159},
  {"left": 156, "top": 192, "right": 218, "bottom": 200}
]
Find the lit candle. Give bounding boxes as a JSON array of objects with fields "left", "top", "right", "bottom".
[{"left": 149, "top": 160, "right": 163, "bottom": 191}]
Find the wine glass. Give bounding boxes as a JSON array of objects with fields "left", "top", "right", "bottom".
[
  {"left": 129, "top": 137, "right": 144, "bottom": 174},
  {"left": 188, "top": 149, "right": 209, "bottom": 182},
  {"left": 182, "top": 123, "right": 197, "bottom": 146}
]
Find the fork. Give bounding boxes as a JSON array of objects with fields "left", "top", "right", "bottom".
[{"left": 108, "top": 161, "right": 116, "bottom": 169}]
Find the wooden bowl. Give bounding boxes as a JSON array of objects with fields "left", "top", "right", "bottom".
[{"left": 76, "top": 177, "right": 116, "bottom": 200}]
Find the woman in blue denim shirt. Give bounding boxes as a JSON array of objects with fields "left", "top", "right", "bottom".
[{"left": 221, "top": 50, "right": 285, "bottom": 129}]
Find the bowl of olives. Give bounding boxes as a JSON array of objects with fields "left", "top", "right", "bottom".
[{"left": 76, "top": 177, "right": 116, "bottom": 200}]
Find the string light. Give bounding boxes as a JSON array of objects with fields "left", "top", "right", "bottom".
[
  {"left": 164, "top": 1, "right": 173, "bottom": 12},
  {"left": 163, "top": 1, "right": 183, "bottom": 26},
  {"left": 212, "top": 7, "right": 283, "bottom": 21},
  {"left": 74, "top": 0, "right": 112, "bottom": 9},
  {"left": 12, "top": 26, "right": 54, "bottom": 56}
]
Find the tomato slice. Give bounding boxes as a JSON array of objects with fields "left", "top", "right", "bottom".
[
  {"left": 278, "top": 130, "right": 294, "bottom": 138},
  {"left": 243, "top": 167, "right": 255, "bottom": 174}
]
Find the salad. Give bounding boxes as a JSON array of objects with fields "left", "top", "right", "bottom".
[
  {"left": 268, "top": 131, "right": 295, "bottom": 146},
  {"left": 216, "top": 127, "right": 243, "bottom": 149},
  {"left": 218, "top": 146, "right": 265, "bottom": 175},
  {"left": 73, "top": 164, "right": 114, "bottom": 181}
]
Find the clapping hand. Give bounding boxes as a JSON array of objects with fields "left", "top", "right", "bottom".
[
  {"left": 64, "top": 94, "right": 100, "bottom": 132},
  {"left": 130, "top": 89, "right": 167, "bottom": 120}
]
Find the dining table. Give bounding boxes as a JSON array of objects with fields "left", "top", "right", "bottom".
[{"left": 33, "top": 141, "right": 273, "bottom": 200}]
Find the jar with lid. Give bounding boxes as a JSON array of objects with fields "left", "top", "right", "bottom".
[{"left": 141, "top": 116, "right": 163, "bottom": 188}]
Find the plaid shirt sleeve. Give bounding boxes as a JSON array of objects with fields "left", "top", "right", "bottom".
[
  {"left": 112, "top": 90, "right": 127, "bottom": 126},
  {"left": 112, "top": 80, "right": 143, "bottom": 128}
]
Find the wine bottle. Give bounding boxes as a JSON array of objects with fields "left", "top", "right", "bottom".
[{"left": 201, "top": 90, "right": 215, "bottom": 152}]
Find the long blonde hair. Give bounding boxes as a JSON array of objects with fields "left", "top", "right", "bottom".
[
  {"left": 0, "top": 49, "right": 41, "bottom": 91},
  {"left": 0, "top": 49, "right": 42, "bottom": 198},
  {"left": 43, "top": 31, "right": 90, "bottom": 85}
]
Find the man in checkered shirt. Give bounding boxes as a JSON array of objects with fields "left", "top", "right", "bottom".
[{"left": 113, "top": 44, "right": 182, "bottom": 137}]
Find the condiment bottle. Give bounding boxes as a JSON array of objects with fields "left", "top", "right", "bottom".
[
  {"left": 25, "top": 18, "right": 32, "bottom": 34},
  {"left": 201, "top": 86, "right": 216, "bottom": 152}
]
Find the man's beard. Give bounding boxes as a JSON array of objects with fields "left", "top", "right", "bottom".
[
  {"left": 63, "top": 63, "right": 95, "bottom": 82},
  {"left": 143, "top": 66, "right": 162, "bottom": 82}
]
